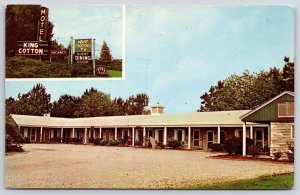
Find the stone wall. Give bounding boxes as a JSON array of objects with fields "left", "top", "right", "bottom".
[{"left": 270, "top": 122, "right": 294, "bottom": 154}]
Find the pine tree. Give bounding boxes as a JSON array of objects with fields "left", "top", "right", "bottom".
[{"left": 99, "top": 41, "right": 113, "bottom": 63}]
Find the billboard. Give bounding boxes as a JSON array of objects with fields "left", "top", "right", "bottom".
[
  {"left": 37, "top": 7, "right": 49, "bottom": 41},
  {"left": 74, "top": 39, "right": 92, "bottom": 64},
  {"left": 15, "top": 41, "right": 49, "bottom": 55}
]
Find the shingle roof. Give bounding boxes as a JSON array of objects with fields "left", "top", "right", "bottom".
[{"left": 11, "top": 110, "right": 263, "bottom": 128}]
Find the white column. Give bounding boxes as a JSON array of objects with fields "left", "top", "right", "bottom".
[
  {"left": 217, "top": 126, "right": 221, "bottom": 144},
  {"left": 143, "top": 127, "right": 146, "bottom": 146},
  {"left": 93, "top": 129, "right": 96, "bottom": 138},
  {"left": 132, "top": 127, "right": 135, "bottom": 146},
  {"left": 84, "top": 128, "right": 87, "bottom": 144},
  {"left": 136, "top": 129, "right": 139, "bottom": 141},
  {"left": 40, "top": 127, "right": 43, "bottom": 142},
  {"left": 182, "top": 129, "right": 185, "bottom": 143},
  {"left": 163, "top": 127, "right": 167, "bottom": 145},
  {"left": 115, "top": 127, "right": 118, "bottom": 140},
  {"left": 72, "top": 128, "right": 75, "bottom": 138},
  {"left": 155, "top": 129, "right": 159, "bottom": 141},
  {"left": 174, "top": 129, "right": 178, "bottom": 140},
  {"left": 188, "top": 127, "right": 191, "bottom": 149},
  {"left": 122, "top": 129, "right": 124, "bottom": 139},
  {"left": 262, "top": 129, "right": 265, "bottom": 149},
  {"left": 24, "top": 128, "right": 28, "bottom": 137},
  {"left": 61, "top": 128, "right": 63, "bottom": 143},
  {"left": 51, "top": 129, "right": 54, "bottom": 138},
  {"left": 250, "top": 126, "right": 253, "bottom": 139},
  {"left": 99, "top": 127, "right": 102, "bottom": 139},
  {"left": 268, "top": 124, "right": 271, "bottom": 147},
  {"left": 242, "top": 122, "right": 247, "bottom": 156}
]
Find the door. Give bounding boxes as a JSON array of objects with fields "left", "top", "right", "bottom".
[
  {"left": 193, "top": 129, "right": 200, "bottom": 147},
  {"left": 207, "top": 131, "right": 214, "bottom": 149},
  {"left": 255, "top": 129, "right": 263, "bottom": 148},
  {"left": 30, "top": 128, "right": 36, "bottom": 142},
  {"left": 148, "top": 130, "right": 154, "bottom": 139}
]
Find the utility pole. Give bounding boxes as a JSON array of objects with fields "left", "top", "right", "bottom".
[
  {"left": 70, "top": 36, "right": 73, "bottom": 64},
  {"left": 93, "top": 38, "right": 96, "bottom": 76}
]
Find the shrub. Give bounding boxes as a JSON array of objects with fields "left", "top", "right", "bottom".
[
  {"left": 286, "top": 142, "right": 294, "bottom": 162},
  {"left": 71, "top": 138, "right": 78, "bottom": 143},
  {"left": 224, "top": 136, "right": 242, "bottom": 155},
  {"left": 168, "top": 140, "right": 182, "bottom": 149},
  {"left": 89, "top": 137, "right": 94, "bottom": 143},
  {"left": 65, "top": 138, "right": 72, "bottom": 143},
  {"left": 134, "top": 140, "right": 141, "bottom": 146},
  {"left": 118, "top": 138, "right": 127, "bottom": 145},
  {"left": 93, "top": 138, "right": 102, "bottom": 145},
  {"left": 248, "top": 145, "right": 261, "bottom": 158},
  {"left": 24, "top": 137, "right": 30, "bottom": 143},
  {"left": 160, "top": 144, "right": 166, "bottom": 149},
  {"left": 100, "top": 140, "right": 109, "bottom": 146},
  {"left": 273, "top": 149, "right": 282, "bottom": 161},
  {"left": 210, "top": 143, "right": 224, "bottom": 151},
  {"left": 6, "top": 144, "right": 24, "bottom": 152},
  {"left": 109, "top": 140, "right": 119, "bottom": 146}
]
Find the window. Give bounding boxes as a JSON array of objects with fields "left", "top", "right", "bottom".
[
  {"left": 291, "top": 124, "right": 294, "bottom": 139},
  {"left": 278, "top": 102, "right": 294, "bottom": 117}
]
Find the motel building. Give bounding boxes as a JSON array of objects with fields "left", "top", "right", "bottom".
[{"left": 10, "top": 91, "right": 294, "bottom": 156}]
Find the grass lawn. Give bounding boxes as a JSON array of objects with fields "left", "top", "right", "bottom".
[
  {"left": 106, "top": 70, "right": 122, "bottom": 77},
  {"left": 188, "top": 173, "right": 294, "bottom": 190}
]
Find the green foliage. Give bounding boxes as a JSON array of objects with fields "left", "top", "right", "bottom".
[
  {"left": 113, "top": 93, "right": 150, "bottom": 115},
  {"left": 100, "top": 140, "right": 109, "bottom": 146},
  {"left": 189, "top": 173, "right": 294, "bottom": 190},
  {"left": 99, "top": 41, "right": 113, "bottom": 63},
  {"left": 285, "top": 142, "right": 294, "bottom": 162},
  {"left": 199, "top": 57, "right": 294, "bottom": 111},
  {"left": 51, "top": 95, "right": 81, "bottom": 118},
  {"left": 74, "top": 88, "right": 119, "bottom": 117},
  {"left": 5, "top": 116, "right": 25, "bottom": 152},
  {"left": 248, "top": 145, "right": 261, "bottom": 158},
  {"left": 93, "top": 138, "right": 102, "bottom": 145},
  {"left": 6, "top": 56, "right": 72, "bottom": 78},
  {"left": 109, "top": 140, "right": 120, "bottom": 146},
  {"left": 6, "top": 5, "right": 54, "bottom": 56},
  {"left": 168, "top": 140, "right": 182, "bottom": 149},
  {"left": 210, "top": 143, "right": 224, "bottom": 151},
  {"left": 224, "top": 136, "right": 242, "bottom": 155},
  {"left": 272, "top": 149, "right": 282, "bottom": 161}
]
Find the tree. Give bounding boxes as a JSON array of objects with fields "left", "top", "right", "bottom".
[
  {"left": 74, "top": 88, "right": 118, "bottom": 117},
  {"left": 14, "top": 83, "right": 52, "bottom": 116},
  {"left": 282, "top": 57, "right": 294, "bottom": 92},
  {"left": 5, "top": 116, "right": 25, "bottom": 152},
  {"left": 6, "top": 97, "right": 17, "bottom": 116},
  {"left": 99, "top": 41, "right": 113, "bottom": 63},
  {"left": 199, "top": 57, "right": 294, "bottom": 111},
  {"left": 113, "top": 93, "right": 150, "bottom": 115},
  {"left": 51, "top": 95, "right": 81, "bottom": 118},
  {"left": 6, "top": 5, "right": 54, "bottom": 56}
]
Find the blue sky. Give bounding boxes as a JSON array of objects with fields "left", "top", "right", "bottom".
[
  {"left": 5, "top": 5, "right": 294, "bottom": 114},
  {"left": 48, "top": 5, "right": 123, "bottom": 59}
]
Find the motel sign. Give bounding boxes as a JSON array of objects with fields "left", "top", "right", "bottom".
[{"left": 15, "top": 41, "right": 49, "bottom": 55}]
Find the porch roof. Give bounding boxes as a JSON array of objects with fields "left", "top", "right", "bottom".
[{"left": 11, "top": 110, "right": 263, "bottom": 128}]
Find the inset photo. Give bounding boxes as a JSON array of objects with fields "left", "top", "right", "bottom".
[{"left": 5, "top": 5, "right": 124, "bottom": 79}]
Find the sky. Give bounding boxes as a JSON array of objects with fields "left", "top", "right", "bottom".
[
  {"left": 5, "top": 5, "right": 294, "bottom": 114},
  {"left": 48, "top": 5, "right": 123, "bottom": 59}
]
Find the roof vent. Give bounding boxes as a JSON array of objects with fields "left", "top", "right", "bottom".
[{"left": 151, "top": 102, "right": 164, "bottom": 116}]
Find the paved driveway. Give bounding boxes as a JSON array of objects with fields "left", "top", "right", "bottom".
[{"left": 5, "top": 144, "right": 294, "bottom": 189}]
